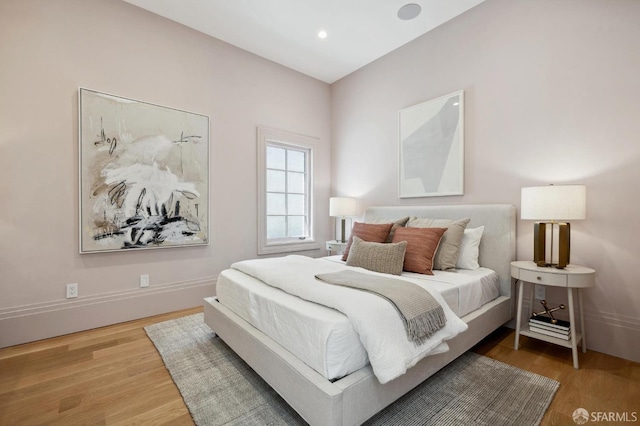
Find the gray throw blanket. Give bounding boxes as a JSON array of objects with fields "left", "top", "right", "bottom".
[{"left": 315, "top": 270, "right": 446, "bottom": 345}]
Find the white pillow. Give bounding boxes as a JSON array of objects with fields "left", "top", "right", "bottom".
[{"left": 456, "top": 226, "right": 484, "bottom": 270}]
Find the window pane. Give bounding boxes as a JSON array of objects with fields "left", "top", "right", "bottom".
[
  {"left": 288, "top": 194, "right": 305, "bottom": 215},
  {"left": 287, "top": 172, "right": 305, "bottom": 194},
  {"left": 267, "top": 216, "right": 286, "bottom": 239},
  {"left": 267, "top": 170, "right": 285, "bottom": 192},
  {"left": 267, "top": 193, "right": 286, "bottom": 215},
  {"left": 288, "top": 150, "right": 305, "bottom": 172},
  {"left": 259, "top": 128, "right": 318, "bottom": 253},
  {"left": 267, "top": 146, "right": 286, "bottom": 170},
  {"left": 288, "top": 216, "right": 305, "bottom": 238}
]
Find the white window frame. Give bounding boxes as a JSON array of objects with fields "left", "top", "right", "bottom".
[{"left": 257, "top": 126, "right": 320, "bottom": 255}]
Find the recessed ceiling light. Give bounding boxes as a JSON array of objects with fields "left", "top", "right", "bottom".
[
  {"left": 397, "top": 3, "right": 422, "bottom": 20},
  {"left": 318, "top": 30, "right": 328, "bottom": 39}
]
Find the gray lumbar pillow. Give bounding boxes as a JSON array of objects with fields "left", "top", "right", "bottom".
[{"left": 346, "top": 236, "right": 407, "bottom": 275}]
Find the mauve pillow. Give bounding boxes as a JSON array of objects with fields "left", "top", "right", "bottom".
[
  {"left": 407, "top": 217, "right": 470, "bottom": 270},
  {"left": 341, "top": 222, "right": 393, "bottom": 261},
  {"left": 392, "top": 227, "right": 447, "bottom": 275},
  {"left": 365, "top": 216, "right": 410, "bottom": 242}
]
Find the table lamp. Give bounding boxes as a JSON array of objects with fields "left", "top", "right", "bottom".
[
  {"left": 329, "top": 197, "right": 357, "bottom": 243},
  {"left": 521, "top": 184, "right": 586, "bottom": 269}
]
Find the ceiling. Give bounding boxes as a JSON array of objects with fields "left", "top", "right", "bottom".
[{"left": 122, "top": 0, "right": 485, "bottom": 84}]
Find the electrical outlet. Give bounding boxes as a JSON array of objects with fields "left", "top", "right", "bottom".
[
  {"left": 140, "top": 274, "right": 150, "bottom": 288},
  {"left": 534, "top": 285, "right": 546, "bottom": 300},
  {"left": 66, "top": 283, "right": 78, "bottom": 299}
]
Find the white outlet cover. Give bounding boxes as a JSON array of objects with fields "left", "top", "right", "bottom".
[
  {"left": 534, "top": 285, "right": 546, "bottom": 300},
  {"left": 66, "top": 283, "right": 78, "bottom": 299},
  {"left": 140, "top": 274, "right": 150, "bottom": 288}
]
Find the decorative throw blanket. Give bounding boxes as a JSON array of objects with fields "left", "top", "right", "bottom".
[
  {"left": 315, "top": 270, "right": 446, "bottom": 345},
  {"left": 231, "top": 255, "right": 468, "bottom": 384}
]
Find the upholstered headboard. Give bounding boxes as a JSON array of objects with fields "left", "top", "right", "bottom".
[{"left": 362, "top": 204, "right": 516, "bottom": 297}]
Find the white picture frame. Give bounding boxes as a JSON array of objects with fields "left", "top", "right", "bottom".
[
  {"left": 78, "top": 88, "right": 210, "bottom": 253},
  {"left": 398, "top": 90, "right": 464, "bottom": 198}
]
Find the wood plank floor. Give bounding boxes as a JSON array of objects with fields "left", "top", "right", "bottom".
[
  {"left": 473, "top": 328, "right": 640, "bottom": 425},
  {"left": 1, "top": 307, "right": 638, "bottom": 425}
]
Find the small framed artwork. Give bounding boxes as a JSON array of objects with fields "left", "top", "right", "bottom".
[
  {"left": 78, "top": 88, "right": 210, "bottom": 253},
  {"left": 398, "top": 90, "right": 464, "bottom": 198}
]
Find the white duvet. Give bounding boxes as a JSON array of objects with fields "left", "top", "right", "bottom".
[{"left": 231, "top": 255, "right": 468, "bottom": 384}]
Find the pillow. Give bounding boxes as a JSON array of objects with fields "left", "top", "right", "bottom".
[
  {"left": 365, "top": 216, "right": 410, "bottom": 242},
  {"left": 346, "top": 236, "right": 407, "bottom": 275},
  {"left": 406, "top": 217, "right": 470, "bottom": 270},
  {"left": 392, "top": 227, "right": 446, "bottom": 275},
  {"left": 456, "top": 226, "right": 484, "bottom": 270},
  {"left": 341, "top": 222, "right": 393, "bottom": 261}
]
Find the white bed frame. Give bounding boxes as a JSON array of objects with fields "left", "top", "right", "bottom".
[{"left": 204, "top": 204, "right": 516, "bottom": 426}]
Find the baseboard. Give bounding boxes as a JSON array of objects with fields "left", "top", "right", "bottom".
[
  {"left": 508, "top": 299, "right": 640, "bottom": 363},
  {"left": 582, "top": 310, "right": 640, "bottom": 363},
  {"left": 0, "top": 277, "right": 216, "bottom": 349}
]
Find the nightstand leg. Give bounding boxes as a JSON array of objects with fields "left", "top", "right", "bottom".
[
  {"left": 579, "top": 289, "right": 587, "bottom": 353},
  {"left": 514, "top": 279, "right": 524, "bottom": 350},
  {"left": 567, "top": 288, "right": 579, "bottom": 369}
]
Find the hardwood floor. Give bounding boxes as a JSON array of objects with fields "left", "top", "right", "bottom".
[
  {"left": 1, "top": 307, "right": 638, "bottom": 425},
  {"left": 474, "top": 328, "right": 640, "bottom": 426},
  {"left": 0, "top": 308, "right": 201, "bottom": 426}
]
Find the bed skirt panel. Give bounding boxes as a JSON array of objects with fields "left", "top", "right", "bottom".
[
  {"left": 204, "top": 297, "right": 344, "bottom": 426},
  {"left": 204, "top": 295, "right": 511, "bottom": 426}
]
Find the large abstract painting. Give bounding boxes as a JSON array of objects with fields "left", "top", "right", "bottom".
[
  {"left": 398, "top": 90, "right": 464, "bottom": 198},
  {"left": 79, "top": 88, "right": 209, "bottom": 253}
]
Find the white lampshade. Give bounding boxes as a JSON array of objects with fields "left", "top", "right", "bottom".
[
  {"left": 329, "top": 197, "right": 357, "bottom": 217},
  {"left": 521, "top": 185, "right": 586, "bottom": 221}
]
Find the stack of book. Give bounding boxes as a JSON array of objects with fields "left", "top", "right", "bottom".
[{"left": 529, "top": 315, "right": 571, "bottom": 340}]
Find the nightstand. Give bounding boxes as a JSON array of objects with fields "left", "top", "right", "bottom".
[
  {"left": 326, "top": 240, "right": 348, "bottom": 256},
  {"left": 511, "top": 260, "right": 595, "bottom": 369}
]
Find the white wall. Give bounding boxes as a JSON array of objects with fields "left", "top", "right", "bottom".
[
  {"left": 0, "top": 0, "right": 331, "bottom": 346},
  {"left": 331, "top": 0, "right": 640, "bottom": 362},
  {"left": 2, "top": 0, "right": 638, "bottom": 364}
]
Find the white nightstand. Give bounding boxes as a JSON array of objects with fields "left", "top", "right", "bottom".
[
  {"left": 511, "top": 260, "right": 595, "bottom": 369},
  {"left": 326, "top": 240, "right": 348, "bottom": 256}
]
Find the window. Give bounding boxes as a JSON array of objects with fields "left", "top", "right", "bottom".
[{"left": 257, "top": 127, "right": 320, "bottom": 255}]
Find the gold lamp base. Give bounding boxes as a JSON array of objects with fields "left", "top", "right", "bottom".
[
  {"left": 533, "top": 222, "right": 571, "bottom": 269},
  {"left": 339, "top": 218, "right": 347, "bottom": 243}
]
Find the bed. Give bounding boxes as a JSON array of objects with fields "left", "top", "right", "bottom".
[{"left": 204, "top": 204, "right": 516, "bottom": 426}]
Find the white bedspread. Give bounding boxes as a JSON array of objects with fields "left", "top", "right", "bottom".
[{"left": 231, "top": 255, "right": 468, "bottom": 384}]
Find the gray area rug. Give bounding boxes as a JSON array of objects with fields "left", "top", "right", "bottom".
[{"left": 145, "top": 314, "right": 559, "bottom": 426}]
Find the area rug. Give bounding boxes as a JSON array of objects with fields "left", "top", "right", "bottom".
[{"left": 145, "top": 314, "right": 558, "bottom": 426}]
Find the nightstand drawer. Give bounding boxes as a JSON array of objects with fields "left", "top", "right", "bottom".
[
  {"left": 519, "top": 269, "right": 567, "bottom": 287},
  {"left": 326, "top": 240, "right": 348, "bottom": 254}
]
